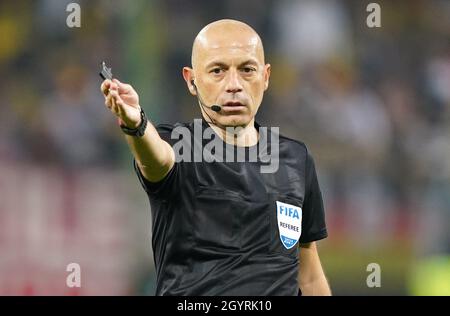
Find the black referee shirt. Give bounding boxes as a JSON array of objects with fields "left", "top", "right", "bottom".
[{"left": 134, "top": 118, "right": 328, "bottom": 296}]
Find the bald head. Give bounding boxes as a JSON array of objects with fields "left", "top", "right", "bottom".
[{"left": 191, "top": 19, "right": 265, "bottom": 69}]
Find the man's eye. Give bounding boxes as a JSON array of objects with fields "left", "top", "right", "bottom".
[
  {"left": 242, "top": 67, "right": 255, "bottom": 73},
  {"left": 211, "top": 68, "right": 222, "bottom": 74}
]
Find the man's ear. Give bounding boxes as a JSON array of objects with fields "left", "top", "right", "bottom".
[
  {"left": 182, "top": 67, "right": 197, "bottom": 96},
  {"left": 264, "top": 64, "right": 271, "bottom": 91}
]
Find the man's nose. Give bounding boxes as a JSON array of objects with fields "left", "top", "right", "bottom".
[{"left": 225, "top": 69, "right": 243, "bottom": 94}]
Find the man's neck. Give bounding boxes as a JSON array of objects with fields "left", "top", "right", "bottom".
[{"left": 207, "top": 118, "right": 259, "bottom": 147}]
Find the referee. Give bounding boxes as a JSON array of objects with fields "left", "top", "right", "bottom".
[{"left": 101, "top": 19, "right": 331, "bottom": 296}]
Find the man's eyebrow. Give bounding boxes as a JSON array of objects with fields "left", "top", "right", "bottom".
[
  {"left": 238, "top": 59, "right": 259, "bottom": 67},
  {"left": 205, "top": 59, "right": 260, "bottom": 69},
  {"left": 205, "top": 61, "right": 228, "bottom": 69}
]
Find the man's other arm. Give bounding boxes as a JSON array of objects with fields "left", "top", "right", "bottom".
[{"left": 298, "top": 242, "right": 331, "bottom": 296}]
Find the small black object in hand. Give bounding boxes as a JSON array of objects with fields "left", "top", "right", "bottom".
[{"left": 99, "top": 61, "right": 113, "bottom": 80}]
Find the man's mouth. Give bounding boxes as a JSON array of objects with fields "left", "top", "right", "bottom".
[
  {"left": 221, "top": 101, "right": 246, "bottom": 111},
  {"left": 223, "top": 101, "right": 244, "bottom": 106}
]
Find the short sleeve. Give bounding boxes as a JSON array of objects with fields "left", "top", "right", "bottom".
[
  {"left": 132, "top": 124, "right": 179, "bottom": 198},
  {"left": 133, "top": 159, "right": 178, "bottom": 197},
  {"left": 298, "top": 151, "right": 328, "bottom": 243}
]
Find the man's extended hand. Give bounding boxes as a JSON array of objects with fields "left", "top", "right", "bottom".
[
  {"left": 101, "top": 79, "right": 141, "bottom": 128},
  {"left": 100, "top": 77, "right": 175, "bottom": 182}
]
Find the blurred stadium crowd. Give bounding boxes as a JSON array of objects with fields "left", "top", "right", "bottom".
[{"left": 0, "top": 0, "right": 449, "bottom": 295}]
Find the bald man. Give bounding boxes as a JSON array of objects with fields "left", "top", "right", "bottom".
[{"left": 101, "top": 19, "right": 330, "bottom": 296}]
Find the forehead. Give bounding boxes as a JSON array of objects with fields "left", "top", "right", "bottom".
[
  {"left": 193, "top": 31, "right": 264, "bottom": 67},
  {"left": 204, "top": 46, "right": 260, "bottom": 65}
]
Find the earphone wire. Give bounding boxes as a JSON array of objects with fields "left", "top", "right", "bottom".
[{"left": 193, "top": 82, "right": 226, "bottom": 130}]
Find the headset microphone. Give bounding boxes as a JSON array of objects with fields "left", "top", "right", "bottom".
[
  {"left": 210, "top": 104, "right": 222, "bottom": 112},
  {"left": 191, "top": 80, "right": 222, "bottom": 112}
]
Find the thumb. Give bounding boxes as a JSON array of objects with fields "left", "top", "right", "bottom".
[{"left": 113, "top": 79, "right": 131, "bottom": 93}]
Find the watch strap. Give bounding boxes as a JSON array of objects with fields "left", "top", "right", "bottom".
[{"left": 119, "top": 107, "right": 148, "bottom": 137}]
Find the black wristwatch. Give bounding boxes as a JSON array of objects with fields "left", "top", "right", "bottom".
[{"left": 120, "top": 107, "right": 148, "bottom": 137}]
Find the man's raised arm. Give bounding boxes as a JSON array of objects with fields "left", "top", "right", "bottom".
[{"left": 100, "top": 79, "right": 175, "bottom": 182}]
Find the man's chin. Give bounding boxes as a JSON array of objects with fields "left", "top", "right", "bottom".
[{"left": 218, "top": 115, "right": 252, "bottom": 128}]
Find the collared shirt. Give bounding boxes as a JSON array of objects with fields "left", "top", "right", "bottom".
[{"left": 134, "top": 119, "right": 327, "bottom": 295}]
